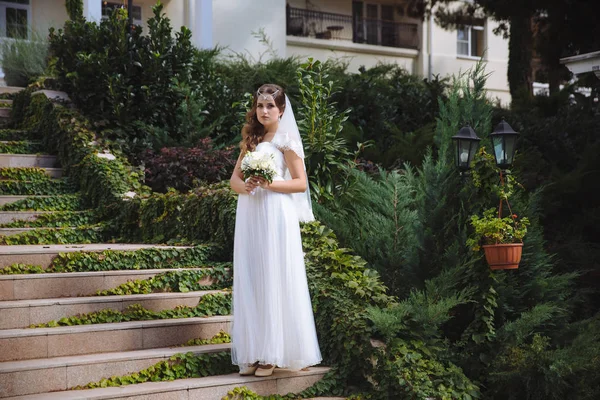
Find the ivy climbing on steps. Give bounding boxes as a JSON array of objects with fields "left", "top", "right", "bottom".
[
  {"left": 0, "top": 167, "right": 54, "bottom": 182},
  {"left": 0, "top": 194, "right": 83, "bottom": 211},
  {"left": 47, "top": 246, "right": 219, "bottom": 272},
  {"left": 73, "top": 349, "right": 236, "bottom": 389},
  {"left": 181, "top": 330, "right": 230, "bottom": 346},
  {"left": 0, "top": 210, "right": 97, "bottom": 228},
  {"left": 0, "top": 246, "right": 219, "bottom": 274},
  {"left": 29, "top": 292, "right": 231, "bottom": 328},
  {"left": 0, "top": 263, "right": 45, "bottom": 274},
  {"left": 0, "top": 141, "right": 44, "bottom": 154},
  {"left": 0, "top": 178, "right": 76, "bottom": 196},
  {"left": 96, "top": 266, "right": 232, "bottom": 295},
  {"left": 0, "top": 225, "right": 105, "bottom": 245}
]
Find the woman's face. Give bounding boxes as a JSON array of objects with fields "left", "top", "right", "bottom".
[{"left": 256, "top": 97, "right": 282, "bottom": 130}]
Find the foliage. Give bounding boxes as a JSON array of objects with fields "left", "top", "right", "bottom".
[
  {"left": 0, "top": 179, "right": 75, "bottom": 196},
  {"left": 0, "top": 31, "right": 49, "bottom": 87},
  {"left": 65, "top": 0, "right": 83, "bottom": 21},
  {"left": 182, "top": 330, "right": 231, "bottom": 346},
  {"left": 0, "top": 194, "right": 83, "bottom": 211},
  {"left": 467, "top": 208, "right": 530, "bottom": 251},
  {"left": 0, "top": 141, "right": 44, "bottom": 154},
  {"left": 487, "top": 316, "right": 600, "bottom": 400},
  {"left": 74, "top": 351, "right": 237, "bottom": 389},
  {"left": 310, "top": 60, "right": 590, "bottom": 398},
  {"left": 0, "top": 167, "right": 53, "bottom": 182},
  {"left": 296, "top": 59, "right": 355, "bottom": 202},
  {"left": 502, "top": 95, "right": 600, "bottom": 316},
  {"left": 0, "top": 263, "right": 45, "bottom": 275},
  {"left": 0, "top": 129, "right": 31, "bottom": 141},
  {"left": 48, "top": 2, "right": 212, "bottom": 154},
  {"left": 96, "top": 266, "right": 232, "bottom": 295},
  {"left": 44, "top": 246, "right": 216, "bottom": 273},
  {"left": 314, "top": 167, "right": 420, "bottom": 297},
  {"left": 142, "top": 138, "right": 236, "bottom": 193},
  {"left": 333, "top": 64, "right": 448, "bottom": 168},
  {"left": 0, "top": 211, "right": 97, "bottom": 228},
  {"left": 0, "top": 225, "right": 104, "bottom": 245},
  {"left": 30, "top": 292, "right": 231, "bottom": 327},
  {"left": 11, "top": 90, "right": 142, "bottom": 210},
  {"left": 108, "top": 184, "right": 237, "bottom": 255}
]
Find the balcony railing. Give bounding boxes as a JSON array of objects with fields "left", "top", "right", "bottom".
[{"left": 286, "top": 6, "right": 419, "bottom": 50}]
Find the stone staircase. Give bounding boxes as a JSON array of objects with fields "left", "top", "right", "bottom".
[{"left": 0, "top": 94, "right": 330, "bottom": 399}]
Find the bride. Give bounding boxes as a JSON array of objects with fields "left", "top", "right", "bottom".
[{"left": 229, "top": 83, "right": 322, "bottom": 377}]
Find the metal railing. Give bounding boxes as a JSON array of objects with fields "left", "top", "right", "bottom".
[{"left": 286, "top": 6, "right": 419, "bottom": 50}]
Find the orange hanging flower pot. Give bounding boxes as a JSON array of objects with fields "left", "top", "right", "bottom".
[{"left": 482, "top": 243, "right": 523, "bottom": 270}]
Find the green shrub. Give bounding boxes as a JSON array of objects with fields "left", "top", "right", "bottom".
[
  {"left": 296, "top": 58, "right": 355, "bottom": 202},
  {"left": 108, "top": 183, "right": 237, "bottom": 254},
  {"left": 48, "top": 3, "right": 205, "bottom": 154}
]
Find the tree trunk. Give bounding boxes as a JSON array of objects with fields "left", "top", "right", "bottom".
[{"left": 507, "top": 15, "right": 534, "bottom": 105}]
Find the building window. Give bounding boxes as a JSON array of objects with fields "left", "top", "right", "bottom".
[
  {"left": 457, "top": 25, "right": 484, "bottom": 57},
  {"left": 353, "top": 1, "right": 401, "bottom": 47},
  {"left": 101, "top": 1, "right": 142, "bottom": 25},
  {"left": 0, "top": 0, "right": 30, "bottom": 39}
]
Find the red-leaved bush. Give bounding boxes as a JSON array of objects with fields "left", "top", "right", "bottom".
[{"left": 143, "top": 138, "right": 236, "bottom": 193}]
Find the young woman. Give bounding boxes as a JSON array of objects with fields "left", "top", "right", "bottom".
[{"left": 229, "top": 84, "right": 322, "bottom": 377}]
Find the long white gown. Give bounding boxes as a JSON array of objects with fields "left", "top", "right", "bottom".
[{"left": 231, "top": 132, "right": 322, "bottom": 370}]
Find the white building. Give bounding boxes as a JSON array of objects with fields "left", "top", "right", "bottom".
[{"left": 0, "top": 0, "right": 511, "bottom": 104}]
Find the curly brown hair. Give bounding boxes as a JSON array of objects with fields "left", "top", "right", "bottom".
[{"left": 240, "top": 84, "right": 286, "bottom": 154}]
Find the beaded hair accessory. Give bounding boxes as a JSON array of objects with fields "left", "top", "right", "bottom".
[{"left": 256, "top": 89, "right": 280, "bottom": 102}]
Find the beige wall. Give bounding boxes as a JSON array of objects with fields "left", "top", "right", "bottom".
[
  {"left": 433, "top": 18, "right": 509, "bottom": 105},
  {"left": 31, "top": 0, "right": 68, "bottom": 36},
  {"left": 213, "top": 0, "right": 286, "bottom": 59},
  {"left": 287, "top": 38, "right": 417, "bottom": 73}
]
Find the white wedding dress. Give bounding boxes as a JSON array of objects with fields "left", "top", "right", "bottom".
[{"left": 231, "top": 132, "right": 322, "bottom": 370}]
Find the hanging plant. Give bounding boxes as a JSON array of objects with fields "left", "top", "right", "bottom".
[{"left": 467, "top": 148, "right": 530, "bottom": 270}]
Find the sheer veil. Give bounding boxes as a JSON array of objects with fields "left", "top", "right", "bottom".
[{"left": 278, "top": 95, "right": 315, "bottom": 222}]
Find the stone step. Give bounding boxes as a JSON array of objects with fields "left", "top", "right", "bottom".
[
  {"left": 0, "top": 226, "right": 85, "bottom": 236},
  {"left": 0, "top": 154, "right": 57, "bottom": 168},
  {"left": 0, "top": 290, "right": 227, "bottom": 329},
  {"left": 0, "top": 210, "right": 57, "bottom": 224},
  {"left": 0, "top": 343, "right": 231, "bottom": 398},
  {"left": 0, "top": 108, "right": 9, "bottom": 118},
  {"left": 0, "top": 99, "right": 12, "bottom": 106},
  {"left": 0, "top": 315, "right": 231, "bottom": 362},
  {"left": 0, "top": 86, "right": 24, "bottom": 95},
  {"left": 7, "top": 367, "right": 329, "bottom": 400},
  {"left": 0, "top": 167, "right": 62, "bottom": 179},
  {"left": 0, "top": 267, "right": 217, "bottom": 301},
  {"left": 0, "top": 243, "right": 190, "bottom": 268}
]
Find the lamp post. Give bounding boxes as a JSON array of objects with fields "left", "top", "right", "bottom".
[
  {"left": 490, "top": 119, "right": 519, "bottom": 170},
  {"left": 127, "top": 0, "right": 134, "bottom": 34},
  {"left": 451, "top": 124, "right": 481, "bottom": 173}
]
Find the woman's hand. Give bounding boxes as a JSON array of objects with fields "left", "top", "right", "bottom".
[
  {"left": 256, "top": 177, "right": 270, "bottom": 189},
  {"left": 245, "top": 178, "right": 260, "bottom": 194}
]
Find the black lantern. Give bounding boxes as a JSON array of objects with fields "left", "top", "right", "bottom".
[
  {"left": 452, "top": 124, "right": 481, "bottom": 172},
  {"left": 490, "top": 119, "right": 519, "bottom": 170}
]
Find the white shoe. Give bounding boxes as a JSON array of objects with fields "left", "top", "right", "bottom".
[
  {"left": 254, "top": 364, "right": 276, "bottom": 377},
  {"left": 239, "top": 362, "right": 259, "bottom": 376}
]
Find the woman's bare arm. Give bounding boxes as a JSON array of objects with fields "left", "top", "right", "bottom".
[
  {"left": 230, "top": 153, "right": 259, "bottom": 195},
  {"left": 258, "top": 150, "right": 307, "bottom": 194}
]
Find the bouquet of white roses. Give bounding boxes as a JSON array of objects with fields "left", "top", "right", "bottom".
[{"left": 241, "top": 151, "right": 277, "bottom": 195}]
